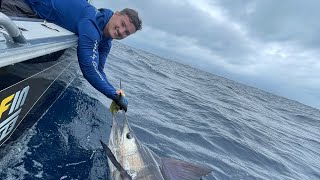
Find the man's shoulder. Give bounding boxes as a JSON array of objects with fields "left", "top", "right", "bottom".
[{"left": 78, "top": 18, "right": 102, "bottom": 37}]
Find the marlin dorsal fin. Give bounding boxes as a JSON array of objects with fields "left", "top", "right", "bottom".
[
  {"left": 161, "top": 158, "right": 213, "bottom": 180},
  {"left": 100, "top": 140, "right": 132, "bottom": 180}
]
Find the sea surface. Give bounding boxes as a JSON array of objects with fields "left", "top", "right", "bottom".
[{"left": 0, "top": 42, "right": 319, "bottom": 180}]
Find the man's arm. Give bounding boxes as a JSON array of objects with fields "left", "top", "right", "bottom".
[
  {"left": 77, "top": 19, "right": 117, "bottom": 100},
  {"left": 98, "top": 38, "right": 111, "bottom": 81}
]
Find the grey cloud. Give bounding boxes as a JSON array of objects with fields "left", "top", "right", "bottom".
[
  {"left": 215, "top": 0, "right": 320, "bottom": 49},
  {"left": 95, "top": 0, "right": 255, "bottom": 63}
]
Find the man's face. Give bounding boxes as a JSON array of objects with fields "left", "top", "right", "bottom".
[{"left": 104, "top": 11, "right": 136, "bottom": 40}]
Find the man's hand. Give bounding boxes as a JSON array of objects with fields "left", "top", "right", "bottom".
[
  {"left": 116, "top": 89, "right": 125, "bottom": 96},
  {"left": 114, "top": 89, "right": 128, "bottom": 112}
]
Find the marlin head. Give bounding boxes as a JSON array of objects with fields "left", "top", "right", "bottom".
[
  {"left": 101, "top": 110, "right": 213, "bottom": 180},
  {"left": 105, "top": 110, "right": 151, "bottom": 179},
  {"left": 118, "top": 111, "right": 139, "bottom": 159}
]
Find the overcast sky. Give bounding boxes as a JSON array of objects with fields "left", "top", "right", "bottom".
[{"left": 92, "top": 0, "right": 320, "bottom": 109}]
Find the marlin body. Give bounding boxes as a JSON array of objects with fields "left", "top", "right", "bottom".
[{"left": 100, "top": 111, "right": 213, "bottom": 180}]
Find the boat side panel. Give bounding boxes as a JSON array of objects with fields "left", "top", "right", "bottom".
[{"left": 0, "top": 53, "right": 76, "bottom": 146}]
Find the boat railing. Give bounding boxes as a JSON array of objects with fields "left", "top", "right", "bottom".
[{"left": 0, "top": 12, "right": 27, "bottom": 44}]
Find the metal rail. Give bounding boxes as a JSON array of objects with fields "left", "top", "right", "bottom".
[{"left": 0, "top": 12, "right": 27, "bottom": 44}]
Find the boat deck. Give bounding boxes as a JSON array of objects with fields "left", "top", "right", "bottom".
[{"left": 0, "top": 16, "right": 78, "bottom": 68}]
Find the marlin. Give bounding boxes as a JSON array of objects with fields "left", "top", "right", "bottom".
[{"left": 100, "top": 110, "right": 213, "bottom": 180}]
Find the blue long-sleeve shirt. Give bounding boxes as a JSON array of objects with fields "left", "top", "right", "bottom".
[{"left": 25, "top": 0, "right": 117, "bottom": 100}]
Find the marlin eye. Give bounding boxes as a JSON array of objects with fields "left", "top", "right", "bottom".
[{"left": 126, "top": 133, "right": 133, "bottom": 139}]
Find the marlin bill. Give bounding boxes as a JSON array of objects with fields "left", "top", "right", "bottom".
[{"left": 100, "top": 110, "right": 213, "bottom": 180}]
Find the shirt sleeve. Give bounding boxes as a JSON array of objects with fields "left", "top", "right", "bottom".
[
  {"left": 77, "top": 19, "right": 117, "bottom": 100},
  {"left": 98, "top": 38, "right": 111, "bottom": 81}
]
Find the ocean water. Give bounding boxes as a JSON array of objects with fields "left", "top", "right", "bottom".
[{"left": 0, "top": 41, "right": 319, "bottom": 180}]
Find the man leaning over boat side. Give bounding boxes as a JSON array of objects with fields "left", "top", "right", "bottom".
[{"left": 0, "top": 0, "right": 142, "bottom": 112}]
